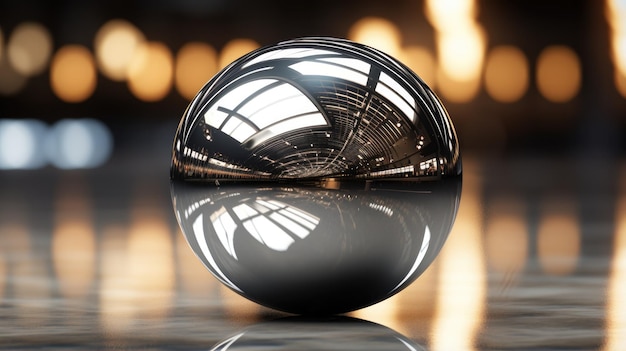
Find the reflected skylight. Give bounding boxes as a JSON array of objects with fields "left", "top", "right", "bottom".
[
  {"left": 376, "top": 72, "right": 417, "bottom": 122},
  {"left": 203, "top": 78, "right": 329, "bottom": 146},
  {"left": 290, "top": 60, "right": 369, "bottom": 86},
  {"left": 249, "top": 112, "right": 327, "bottom": 147},
  {"left": 208, "top": 198, "right": 320, "bottom": 256},
  {"left": 192, "top": 213, "right": 242, "bottom": 292},
  {"left": 239, "top": 83, "right": 318, "bottom": 128},
  {"left": 210, "top": 207, "right": 238, "bottom": 259},
  {"left": 242, "top": 47, "right": 339, "bottom": 68},
  {"left": 390, "top": 225, "right": 431, "bottom": 292}
]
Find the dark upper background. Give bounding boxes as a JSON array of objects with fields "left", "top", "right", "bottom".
[{"left": 0, "top": 0, "right": 623, "bottom": 164}]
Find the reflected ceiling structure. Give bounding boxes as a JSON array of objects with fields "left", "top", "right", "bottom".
[{"left": 172, "top": 37, "right": 460, "bottom": 182}]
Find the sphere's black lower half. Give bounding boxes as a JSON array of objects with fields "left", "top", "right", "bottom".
[{"left": 170, "top": 37, "right": 461, "bottom": 314}]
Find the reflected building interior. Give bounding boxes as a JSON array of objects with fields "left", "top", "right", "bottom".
[{"left": 171, "top": 38, "right": 460, "bottom": 184}]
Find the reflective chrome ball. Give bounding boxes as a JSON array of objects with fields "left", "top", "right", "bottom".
[{"left": 171, "top": 37, "right": 461, "bottom": 314}]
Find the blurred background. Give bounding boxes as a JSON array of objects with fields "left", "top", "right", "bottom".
[{"left": 1, "top": 0, "right": 626, "bottom": 350}]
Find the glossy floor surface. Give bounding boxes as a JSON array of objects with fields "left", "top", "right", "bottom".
[{"left": 0, "top": 152, "right": 624, "bottom": 350}]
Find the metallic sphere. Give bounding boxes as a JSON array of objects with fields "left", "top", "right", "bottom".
[{"left": 171, "top": 37, "right": 461, "bottom": 314}]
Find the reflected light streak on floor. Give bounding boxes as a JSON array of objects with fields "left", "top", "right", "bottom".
[
  {"left": 126, "top": 194, "right": 176, "bottom": 320},
  {"left": 351, "top": 290, "right": 402, "bottom": 334},
  {"left": 219, "top": 283, "right": 263, "bottom": 322},
  {"left": 603, "top": 167, "right": 626, "bottom": 350},
  {"left": 100, "top": 185, "right": 176, "bottom": 334},
  {"left": 0, "top": 246, "right": 5, "bottom": 300},
  {"left": 99, "top": 223, "right": 133, "bottom": 333},
  {"left": 52, "top": 178, "right": 96, "bottom": 299},
  {"left": 1, "top": 218, "right": 52, "bottom": 327},
  {"left": 485, "top": 196, "right": 528, "bottom": 276},
  {"left": 175, "top": 229, "right": 218, "bottom": 298},
  {"left": 537, "top": 198, "right": 580, "bottom": 276},
  {"left": 431, "top": 162, "right": 485, "bottom": 351}
]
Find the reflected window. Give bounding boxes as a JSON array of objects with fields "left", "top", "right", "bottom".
[
  {"left": 210, "top": 207, "right": 238, "bottom": 259},
  {"left": 191, "top": 213, "right": 242, "bottom": 292},
  {"left": 204, "top": 79, "right": 329, "bottom": 146},
  {"left": 242, "top": 47, "right": 340, "bottom": 68},
  {"left": 391, "top": 225, "right": 431, "bottom": 292},
  {"left": 209, "top": 198, "right": 320, "bottom": 258},
  {"left": 375, "top": 72, "right": 417, "bottom": 122},
  {"left": 289, "top": 59, "right": 370, "bottom": 86}
]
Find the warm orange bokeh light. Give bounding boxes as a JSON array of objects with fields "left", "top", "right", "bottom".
[
  {"left": 607, "top": 0, "right": 626, "bottom": 96},
  {"left": 175, "top": 42, "right": 218, "bottom": 101},
  {"left": 7, "top": 22, "right": 53, "bottom": 77},
  {"left": 616, "top": 70, "right": 626, "bottom": 98},
  {"left": 94, "top": 19, "right": 146, "bottom": 81},
  {"left": 436, "top": 67, "right": 481, "bottom": 103},
  {"left": 127, "top": 41, "right": 174, "bottom": 101},
  {"left": 536, "top": 45, "right": 581, "bottom": 102},
  {"left": 50, "top": 45, "right": 97, "bottom": 103},
  {"left": 401, "top": 45, "right": 436, "bottom": 88},
  {"left": 437, "top": 27, "right": 485, "bottom": 81},
  {"left": 0, "top": 58, "right": 27, "bottom": 95},
  {"left": 484, "top": 46, "right": 529, "bottom": 102},
  {"left": 347, "top": 17, "right": 403, "bottom": 57},
  {"left": 425, "top": 0, "right": 478, "bottom": 31},
  {"left": 425, "top": 0, "right": 485, "bottom": 103},
  {"left": 218, "top": 38, "right": 260, "bottom": 69}
]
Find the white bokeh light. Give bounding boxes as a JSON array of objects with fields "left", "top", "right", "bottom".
[
  {"left": 46, "top": 118, "right": 113, "bottom": 169},
  {"left": 0, "top": 119, "right": 48, "bottom": 169}
]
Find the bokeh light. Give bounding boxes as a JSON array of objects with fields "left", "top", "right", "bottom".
[
  {"left": 425, "top": 0, "right": 485, "bottom": 103},
  {"left": 218, "top": 38, "right": 260, "bottom": 69},
  {"left": 536, "top": 45, "right": 581, "bottom": 102},
  {"left": 94, "top": 19, "right": 146, "bottom": 81},
  {"left": 616, "top": 71, "right": 626, "bottom": 98},
  {"left": 50, "top": 45, "right": 97, "bottom": 103},
  {"left": 127, "top": 41, "right": 174, "bottom": 101},
  {"left": 436, "top": 67, "right": 481, "bottom": 103},
  {"left": 0, "top": 119, "right": 48, "bottom": 169},
  {"left": 400, "top": 45, "right": 436, "bottom": 88},
  {"left": 0, "top": 58, "right": 27, "bottom": 95},
  {"left": 607, "top": 0, "right": 626, "bottom": 97},
  {"left": 425, "top": 0, "right": 477, "bottom": 30},
  {"left": 45, "top": 119, "right": 113, "bottom": 169},
  {"left": 0, "top": 27, "right": 4, "bottom": 63},
  {"left": 484, "top": 45, "right": 529, "bottom": 102},
  {"left": 437, "top": 27, "right": 485, "bottom": 81},
  {"left": 7, "top": 22, "right": 52, "bottom": 77},
  {"left": 175, "top": 42, "right": 218, "bottom": 100},
  {"left": 347, "top": 17, "right": 403, "bottom": 57}
]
